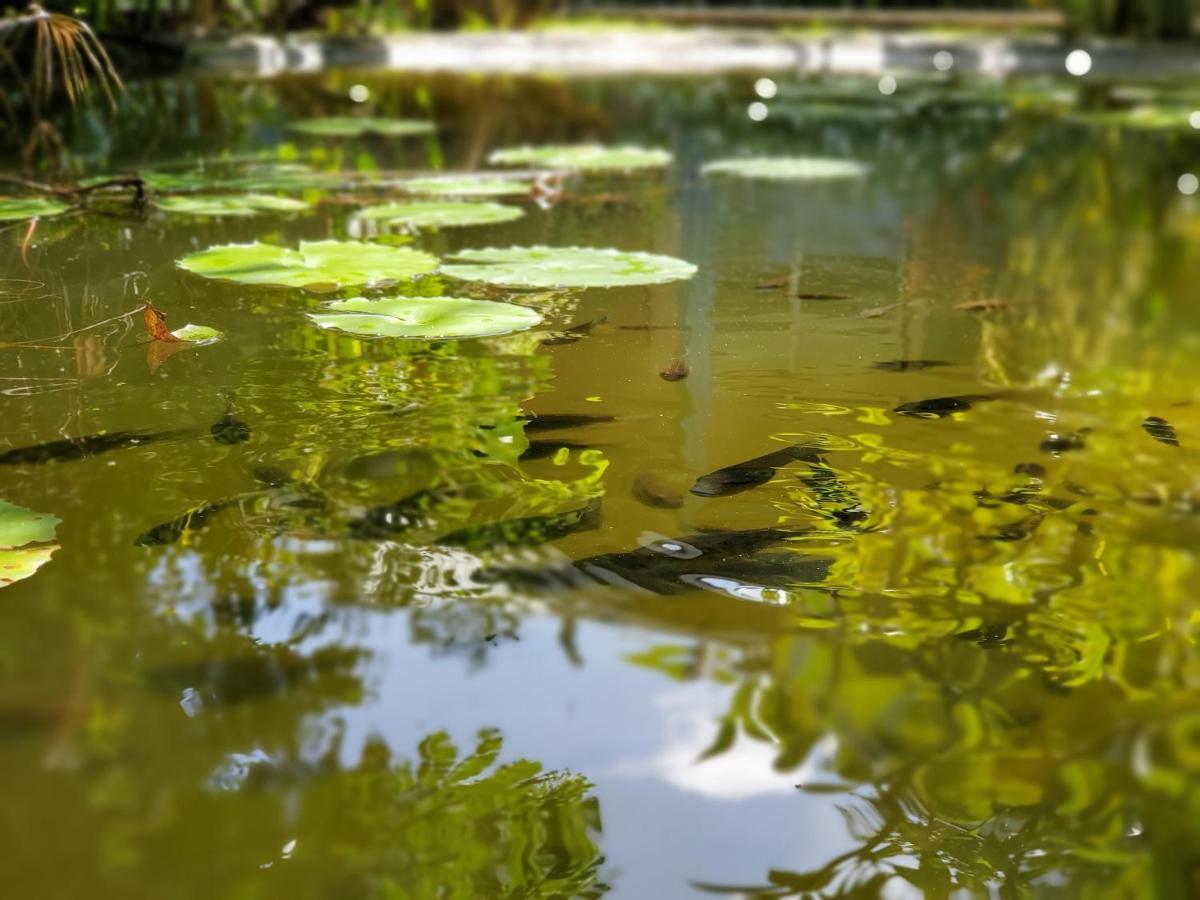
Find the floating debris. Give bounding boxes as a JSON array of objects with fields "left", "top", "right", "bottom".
[{"left": 659, "top": 358, "right": 689, "bottom": 382}]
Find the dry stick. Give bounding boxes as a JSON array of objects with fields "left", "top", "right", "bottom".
[{"left": 0, "top": 305, "right": 143, "bottom": 348}]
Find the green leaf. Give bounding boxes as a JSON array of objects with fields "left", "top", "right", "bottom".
[
  {"left": 0, "top": 198, "right": 69, "bottom": 221},
  {"left": 289, "top": 116, "right": 435, "bottom": 137},
  {"left": 398, "top": 175, "right": 532, "bottom": 197},
  {"left": 0, "top": 500, "right": 59, "bottom": 589},
  {"left": 488, "top": 144, "right": 671, "bottom": 171},
  {"left": 308, "top": 295, "right": 542, "bottom": 340},
  {"left": 356, "top": 201, "right": 523, "bottom": 228},
  {"left": 171, "top": 323, "right": 223, "bottom": 343},
  {"left": 701, "top": 156, "right": 870, "bottom": 181},
  {"left": 157, "top": 194, "right": 311, "bottom": 217},
  {"left": 441, "top": 246, "right": 697, "bottom": 288},
  {"left": 177, "top": 240, "right": 439, "bottom": 289}
]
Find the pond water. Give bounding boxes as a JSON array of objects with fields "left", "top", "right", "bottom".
[{"left": 3, "top": 68, "right": 1200, "bottom": 898}]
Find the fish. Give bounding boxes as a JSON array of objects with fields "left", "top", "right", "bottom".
[
  {"left": 520, "top": 413, "right": 616, "bottom": 432},
  {"left": 858, "top": 303, "right": 901, "bottom": 319},
  {"left": 659, "top": 358, "right": 689, "bottom": 382},
  {"left": 1013, "top": 462, "right": 1046, "bottom": 478},
  {"left": 519, "top": 440, "right": 593, "bottom": 461},
  {"left": 797, "top": 462, "right": 869, "bottom": 528},
  {"left": 978, "top": 515, "right": 1045, "bottom": 542},
  {"left": 691, "top": 445, "right": 824, "bottom": 497},
  {"left": 0, "top": 429, "right": 186, "bottom": 465},
  {"left": 484, "top": 527, "right": 827, "bottom": 596},
  {"left": 871, "top": 360, "right": 953, "bottom": 372},
  {"left": 894, "top": 395, "right": 993, "bottom": 419},
  {"left": 348, "top": 488, "right": 444, "bottom": 539},
  {"left": 795, "top": 292, "right": 850, "bottom": 301},
  {"left": 436, "top": 500, "right": 602, "bottom": 551},
  {"left": 755, "top": 276, "right": 789, "bottom": 291},
  {"left": 1039, "top": 432, "right": 1086, "bottom": 454},
  {"left": 210, "top": 412, "right": 251, "bottom": 445},
  {"left": 954, "top": 299, "right": 1008, "bottom": 312},
  {"left": 617, "top": 324, "right": 677, "bottom": 331},
  {"left": 539, "top": 316, "right": 608, "bottom": 346},
  {"left": 1143, "top": 416, "right": 1180, "bottom": 447},
  {"left": 134, "top": 497, "right": 242, "bottom": 546}
]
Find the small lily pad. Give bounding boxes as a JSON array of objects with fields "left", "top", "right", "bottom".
[
  {"left": 158, "top": 194, "right": 311, "bottom": 217},
  {"left": 0, "top": 499, "right": 59, "bottom": 589},
  {"left": 701, "top": 157, "right": 870, "bottom": 181},
  {"left": 177, "top": 240, "right": 439, "bottom": 289},
  {"left": 398, "top": 175, "right": 532, "bottom": 197},
  {"left": 308, "top": 296, "right": 542, "bottom": 339},
  {"left": 488, "top": 144, "right": 671, "bottom": 172},
  {"left": 0, "top": 198, "right": 69, "bottom": 221},
  {"left": 289, "top": 116, "right": 435, "bottom": 137},
  {"left": 171, "top": 323, "right": 223, "bottom": 343},
  {"left": 357, "top": 201, "right": 523, "bottom": 228},
  {"left": 441, "top": 246, "right": 697, "bottom": 289}
]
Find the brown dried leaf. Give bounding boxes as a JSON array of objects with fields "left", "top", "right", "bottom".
[{"left": 142, "top": 301, "right": 182, "bottom": 342}]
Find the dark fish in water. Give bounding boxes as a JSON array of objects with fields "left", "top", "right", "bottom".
[
  {"left": 795, "top": 292, "right": 850, "bottom": 301},
  {"left": 348, "top": 488, "right": 444, "bottom": 539},
  {"left": 485, "top": 527, "right": 827, "bottom": 596},
  {"left": 755, "top": 275, "right": 789, "bottom": 291},
  {"left": 858, "top": 302, "right": 901, "bottom": 319},
  {"left": 436, "top": 500, "right": 601, "bottom": 551},
  {"left": 134, "top": 497, "right": 241, "bottom": 546},
  {"left": 1014, "top": 462, "right": 1046, "bottom": 478},
  {"left": 252, "top": 465, "right": 294, "bottom": 487},
  {"left": 974, "top": 486, "right": 1073, "bottom": 512},
  {"left": 798, "top": 462, "right": 869, "bottom": 528},
  {"left": 520, "top": 440, "right": 593, "bottom": 461},
  {"left": 210, "top": 412, "right": 251, "bottom": 445},
  {"left": 978, "top": 514, "right": 1044, "bottom": 542},
  {"left": 894, "top": 395, "right": 993, "bottom": 419},
  {"left": 871, "top": 360, "right": 952, "bottom": 372},
  {"left": 691, "top": 445, "right": 823, "bottom": 497},
  {"left": 1143, "top": 416, "right": 1179, "bottom": 447},
  {"left": 520, "top": 413, "right": 616, "bottom": 432},
  {"left": 1039, "top": 432, "right": 1085, "bottom": 454},
  {"left": 539, "top": 316, "right": 608, "bottom": 346},
  {"left": 0, "top": 429, "right": 186, "bottom": 465},
  {"left": 955, "top": 623, "right": 1011, "bottom": 647}
]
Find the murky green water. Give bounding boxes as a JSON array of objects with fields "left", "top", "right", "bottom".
[{"left": 4, "top": 69, "right": 1200, "bottom": 898}]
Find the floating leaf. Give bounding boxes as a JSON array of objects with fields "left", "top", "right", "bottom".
[
  {"left": 441, "top": 246, "right": 697, "bottom": 288},
  {"left": 143, "top": 301, "right": 182, "bottom": 343},
  {"left": 157, "top": 194, "right": 310, "bottom": 217},
  {"left": 289, "top": 116, "right": 435, "bottom": 137},
  {"left": 177, "top": 240, "right": 439, "bottom": 289},
  {"left": 488, "top": 144, "right": 671, "bottom": 171},
  {"left": 357, "top": 201, "right": 523, "bottom": 228},
  {"left": 0, "top": 499, "right": 59, "bottom": 589},
  {"left": 398, "top": 175, "right": 532, "bottom": 197},
  {"left": 701, "top": 156, "right": 870, "bottom": 181},
  {"left": 308, "top": 296, "right": 542, "bottom": 340},
  {"left": 0, "top": 198, "right": 69, "bottom": 221}
]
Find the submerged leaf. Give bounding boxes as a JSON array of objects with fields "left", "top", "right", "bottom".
[
  {"left": 177, "top": 240, "right": 438, "bottom": 289},
  {"left": 398, "top": 175, "right": 532, "bottom": 197},
  {"left": 441, "top": 246, "right": 697, "bottom": 288},
  {"left": 0, "top": 500, "right": 60, "bottom": 589},
  {"left": 702, "top": 156, "right": 870, "bottom": 181},
  {"left": 488, "top": 144, "right": 671, "bottom": 171},
  {"left": 289, "top": 116, "right": 435, "bottom": 137},
  {"left": 308, "top": 296, "right": 542, "bottom": 340},
  {"left": 157, "top": 194, "right": 310, "bottom": 217},
  {"left": 0, "top": 198, "right": 69, "bottom": 221},
  {"left": 356, "top": 201, "right": 523, "bottom": 228}
]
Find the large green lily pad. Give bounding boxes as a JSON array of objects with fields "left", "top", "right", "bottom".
[
  {"left": 158, "top": 194, "right": 311, "bottom": 217},
  {"left": 701, "top": 156, "right": 870, "bottom": 181},
  {"left": 0, "top": 500, "right": 59, "bottom": 589},
  {"left": 398, "top": 175, "right": 533, "bottom": 197},
  {"left": 289, "top": 116, "right": 435, "bottom": 137},
  {"left": 441, "top": 246, "right": 697, "bottom": 289},
  {"left": 357, "top": 201, "right": 523, "bottom": 228},
  {"left": 487, "top": 144, "right": 671, "bottom": 171},
  {"left": 0, "top": 198, "right": 69, "bottom": 221},
  {"left": 308, "top": 296, "right": 542, "bottom": 339},
  {"left": 177, "top": 240, "right": 439, "bottom": 289}
]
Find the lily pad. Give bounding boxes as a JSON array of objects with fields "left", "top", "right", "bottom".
[
  {"left": 488, "top": 144, "right": 671, "bottom": 172},
  {"left": 357, "top": 201, "right": 524, "bottom": 228},
  {"left": 398, "top": 175, "right": 533, "bottom": 197},
  {"left": 441, "top": 246, "right": 697, "bottom": 289},
  {"left": 0, "top": 499, "right": 59, "bottom": 589},
  {"left": 701, "top": 157, "right": 870, "bottom": 181},
  {"left": 289, "top": 116, "right": 435, "bottom": 137},
  {"left": 177, "top": 240, "right": 439, "bottom": 289},
  {"left": 308, "top": 296, "right": 542, "bottom": 340},
  {"left": 0, "top": 198, "right": 69, "bottom": 221},
  {"left": 157, "top": 194, "right": 311, "bottom": 217}
]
